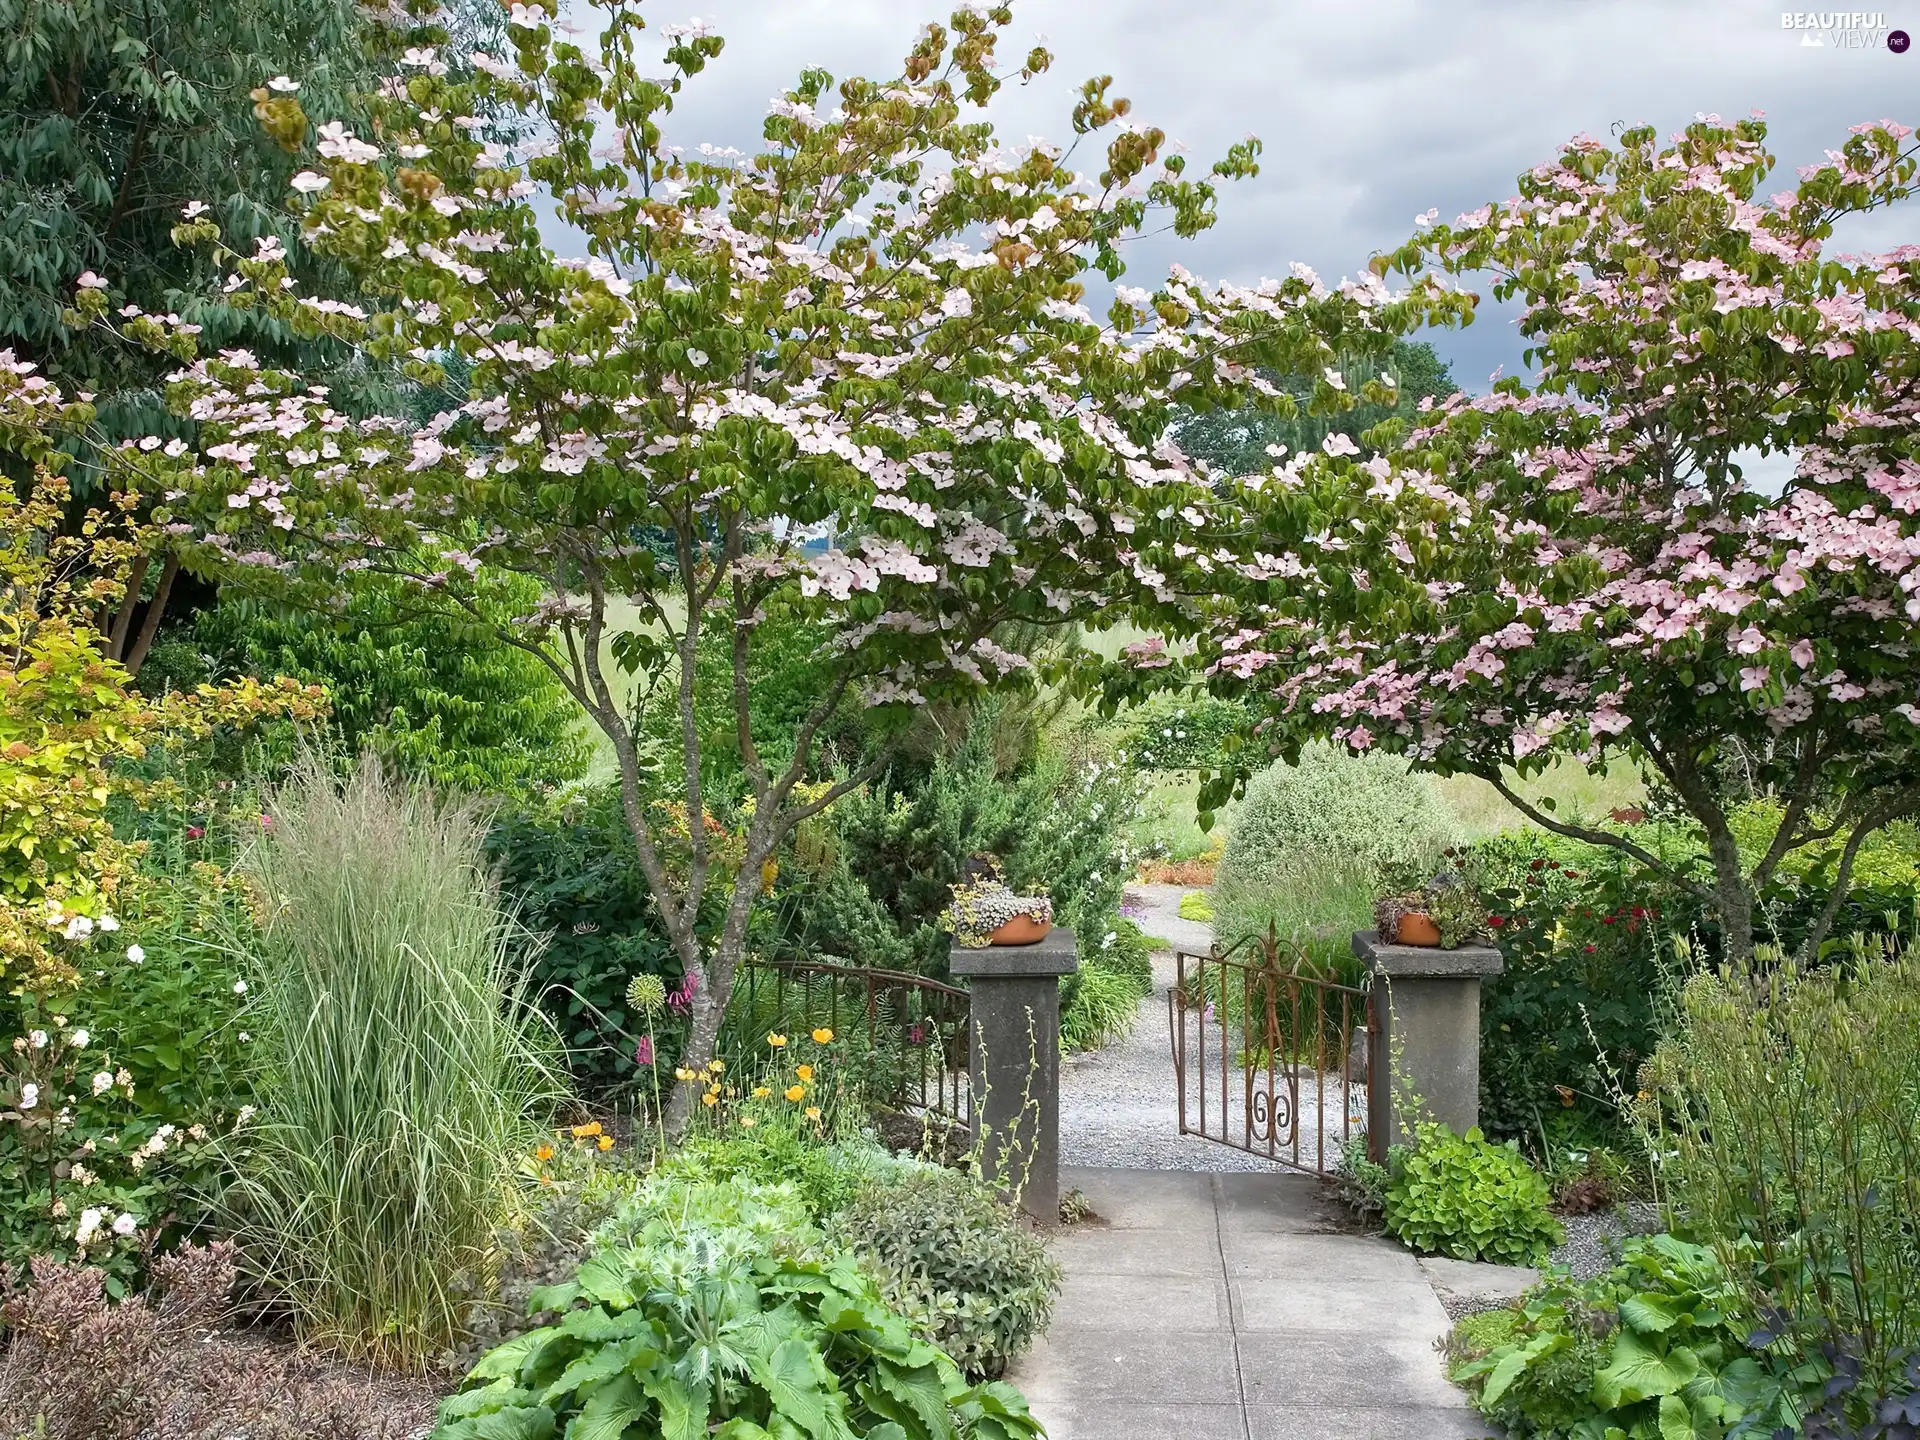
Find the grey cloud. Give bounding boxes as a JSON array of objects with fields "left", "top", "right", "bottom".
[{"left": 565, "top": 0, "right": 1917, "bottom": 387}]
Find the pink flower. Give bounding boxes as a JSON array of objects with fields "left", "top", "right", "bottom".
[
  {"left": 1790, "top": 639, "right": 1815, "bottom": 669},
  {"left": 1739, "top": 666, "right": 1770, "bottom": 692},
  {"left": 633, "top": 1035, "right": 654, "bottom": 1066}
]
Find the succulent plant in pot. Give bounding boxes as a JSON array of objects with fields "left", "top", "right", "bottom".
[
  {"left": 1373, "top": 866, "right": 1488, "bottom": 950},
  {"left": 941, "top": 864, "right": 1053, "bottom": 948}
]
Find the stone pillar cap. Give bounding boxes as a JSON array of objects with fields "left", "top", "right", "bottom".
[
  {"left": 1353, "top": 930, "right": 1504, "bottom": 978},
  {"left": 948, "top": 927, "right": 1079, "bottom": 979}
]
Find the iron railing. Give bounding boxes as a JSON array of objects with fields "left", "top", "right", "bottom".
[
  {"left": 1168, "top": 932, "right": 1375, "bottom": 1174},
  {"left": 727, "top": 958, "right": 971, "bottom": 1133}
]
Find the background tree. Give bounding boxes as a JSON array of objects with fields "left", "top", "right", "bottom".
[
  {"left": 1143, "top": 116, "right": 1920, "bottom": 964},
  {"left": 1174, "top": 337, "right": 1456, "bottom": 476},
  {"left": 116, "top": 0, "right": 1450, "bottom": 1127}
]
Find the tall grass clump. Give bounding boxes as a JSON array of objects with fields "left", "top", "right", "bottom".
[
  {"left": 1213, "top": 744, "right": 1456, "bottom": 944},
  {"left": 1643, "top": 936, "right": 1920, "bottom": 1397},
  {"left": 227, "top": 758, "right": 564, "bottom": 1370}
]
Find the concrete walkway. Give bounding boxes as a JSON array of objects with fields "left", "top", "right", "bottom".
[{"left": 1009, "top": 1167, "right": 1495, "bottom": 1440}]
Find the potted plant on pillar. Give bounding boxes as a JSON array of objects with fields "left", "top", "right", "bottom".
[
  {"left": 941, "top": 854, "right": 1055, "bottom": 948},
  {"left": 1374, "top": 868, "right": 1488, "bottom": 950}
]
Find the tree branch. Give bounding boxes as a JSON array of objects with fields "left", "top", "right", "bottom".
[{"left": 1479, "top": 768, "right": 1715, "bottom": 901}]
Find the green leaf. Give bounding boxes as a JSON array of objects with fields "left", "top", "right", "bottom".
[
  {"left": 466, "top": 1404, "right": 559, "bottom": 1440},
  {"left": 1658, "top": 1392, "right": 1696, "bottom": 1440},
  {"left": 759, "top": 1337, "right": 836, "bottom": 1438},
  {"left": 564, "top": 1374, "right": 648, "bottom": 1440},
  {"left": 570, "top": 1253, "right": 637, "bottom": 1308},
  {"left": 469, "top": 1329, "right": 561, "bottom": 1383},
  {"left": 1619, "top": 1292, "right": 1683, "bottom": 1334},
  {"left": 542, "top": 1337, "right": 659, "bottom": 1405},
  {"left": 1594, "top": 1332, "right": 1701, "bottom": 1408},
  {"left": 642, "top": 1374, "right": 712, "bottom": 1440}
]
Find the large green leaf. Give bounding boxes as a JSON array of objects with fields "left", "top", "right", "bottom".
[
  {"left": 463, "top": 1404, "right": 560, "bottom": 1440},
  {"left": 1594, "top": 1332, "right": 1702, "bottom": 1408},
  {"left": 862, "top": 1359, "right": 955, "bottom": 1440},
  {"left": 564, "top": 1374, "right": 649, "bottom": 1440},
  {"left": 573, "top": 1254, "right": 639, "bottom": 1309},
  {"left": 642, "top": 1374, "right": 713, "bottom": 1440},
  {"left": 470, "top": 1330, "right": 564, "bottom": 1383},
  {"left": 760, "top": 1337, "right": 841, "bottom": 1439},
  {"left": 1658, "top": 1393, "right": 1696, "bottom": 1440},
  {"left": 542, "top": 1337, "right": 662, "bottom": 1406},
  {"left": 1619, "top": 1292, "right": 1683, "bottom": 1334}
]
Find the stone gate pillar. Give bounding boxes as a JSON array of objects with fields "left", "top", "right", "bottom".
[
  {"left": 1352, "top": 931, "right": 1503, "bottom": 1154},
  {"left": 948, "top": 928, "right": 1077, "bottom": 1223}
]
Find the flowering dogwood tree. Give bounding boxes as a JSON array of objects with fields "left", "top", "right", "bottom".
[
  {"left": 95, "top": 0, "right": 1450, "bottom": 1125},
  {"left": 1154, "top": 115, "right": 1920, "bottom": 964}
]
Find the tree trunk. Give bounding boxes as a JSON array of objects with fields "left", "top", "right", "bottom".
[
  {"left": 663, "top": 977, "right": 727, "bottom": 1135},
  {"left": 1707, "top": 826, "right": 1754, "bottom": 965},
  {"left": 122, "top": 553, "right": 179, "bottom": 676}
]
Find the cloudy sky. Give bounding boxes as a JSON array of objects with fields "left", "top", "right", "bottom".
[{"left": 557, "top": 1, "right": 1917, "bottom": 392}]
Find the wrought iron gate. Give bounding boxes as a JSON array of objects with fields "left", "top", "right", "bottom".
[{"left": 1168, "top": 932, "right": 1375, "bottom": 1174}]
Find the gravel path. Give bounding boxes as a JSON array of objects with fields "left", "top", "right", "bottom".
[{"left": 1060, "top": 884, "right": 1366, "bottom": 1172}]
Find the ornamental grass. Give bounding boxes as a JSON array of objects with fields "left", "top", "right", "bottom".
[{"left": 224, "top": 758, "right": 564, "bottom": 1371}]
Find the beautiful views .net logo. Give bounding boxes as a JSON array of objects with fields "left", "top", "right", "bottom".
[{"left": 1780, "top": 11, "right": 1910, "bottom": 49}]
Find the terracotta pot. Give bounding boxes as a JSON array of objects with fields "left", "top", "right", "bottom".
[
  {"left": 988, "top": 914, "right": 1053, "bottom": 946},
  {"left": 1394, "top": 912, "right": 1441, "bottom": 947}
]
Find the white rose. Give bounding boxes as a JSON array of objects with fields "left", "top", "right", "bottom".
[
  {"left": 74, "top": 1208, "right": 104, "bottom": 1246},
  {"left": 91, "top": 1071, "right": 114, "bottom": 1096},
  {"left": 18, "top": 1083, "right": 38, "bottom": 1110},
  {"left": 69, "top": 1029, "right": 89, "bottom": 1048},
  {"left": 126, "top": 944, "right": 145, "bottom": 964},
  {"left": 111, "top": 1213, "right": 138, "bottom": 1237}
]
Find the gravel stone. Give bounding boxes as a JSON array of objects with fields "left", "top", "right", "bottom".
[
  {"left": 1062, "top": 884, "right": 1294, "bottom": 1172},
  {"left": 1549, "top": 1202, "right": 1662, "bottom": 1283}
]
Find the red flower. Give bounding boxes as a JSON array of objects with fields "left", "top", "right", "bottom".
[
  {"left": 186, "top": 825, "right": 206, "bottom": 840},
  {"left": 1529, "top": 858, "right": 1546, "bottom": 871},
  {"left": 1488, "top": 915, "right": 1506, "bottom": 928},
  {"left": 1583, "top": 944, "right": 1597, "bottom": 954},
  {"left": 1630, "top": 906, "right": 1646, "bottom": 919},
  {"left": 1601, "top": 915, "right": 1616, "bottom": 925}
]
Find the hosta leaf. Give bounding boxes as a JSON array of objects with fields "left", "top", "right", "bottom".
[
  {"left": 759, "top": 1337, "right": 839, "bottom": 1439},
  {"left": 469, "top": 1330, "right": 562, "bottom": 1383},
  {"left": 573, "top": 1254, "right": 638, "bottom": 1308},
  {"left": 1620, "top": 1293, "right": 1683, "bottom": 1334},
  {"left": 542, "top": 1337, "right": 660, "bottom": 1405},
  {"left": 1594, "top": 1332, "right": 1701, "bottom": 1408},
  {"left": 1658, "top": 1392, "right": 1697, "bottom": 1440},
  {"left": 642, "top": 1374, "right": 712, "bottom": 1440},
  {"left": 564, "top": 1374, "right": 648, "bottom": 1440},
  {"left": 862, "top": 1359, "right": 954, "bottom": 1440},
  {"left": 464, "top": 1404, "right": 559, "bottom": 1440}
]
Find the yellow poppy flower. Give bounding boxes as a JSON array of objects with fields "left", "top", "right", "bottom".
[
  {"left": 702, "top": 1092, "right": 719, "bottom": 1107},
  {"left": 795, "top": 1064, "right": 814, "bottom": 1083},
  {"left": 596, "top": 1134, "right": 614, "bottom": 1152},
  {"left": 785, "top": 1085, "right": 806, "bottom": 1102},
  {"left": 675, "top": 1067, "right": 697, "bottom": 1082},
  {"left": 767, "top": 1033, "right": 788, "bottom": 1048},
  {"left": 739, "top": 1116, "right": 757, "bottom": 1128},
  {"left": 753, "top": 1086, "right": 772, "bottom": 1099},
  {"left": 804, "top": 1106, "right": 821, "bottom": 1122},
  {"left": 534, "top": 1143, "right": 554, "bottom": 1162},
  {"left": 812, "top": 1028, "right": 834, "bottom": 1045},
  {"left": 570, "top": 1121, "right": 602, "bottom": 1138},
  {"left": 707, "top": 1059, "right": 725, "bottom": 1073}
]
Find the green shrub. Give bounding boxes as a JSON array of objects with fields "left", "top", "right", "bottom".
[
  {"left": 1112, "top": 692, "right": 1252, "bottom": 772},
  {"left": 803, "top": 701, "right": 1145, "bottom": 976},
  {"left": 1060, "top": 964, "right": 1141, "bottom": 1052},
  {"left": 833, "top": 1165, "right": 1062, "bottom": 1378},
  {"left": 1382, "top": 1124, "right": 1563, "bottom": 1266},
  {"left": 1088, "top": 916, "right": 1155, "bottom": 995},
  {"left": 0, "top": 844, "right": 256, "bottom": 1293},
  {"left": 225, "top": 759, "right": 566, "bottom": 1369},
  {"left": 1643, "top": 940, "right": 1920, "bottom": 1397},
  {"left": 1177, "top": 889, "right": 1214, "bottom": 922},
  {"left": 1452, "top": 1235, "right": 1803, "bottom": 1440},
  {"left": 198, "top": 572, "right": 590, "bottom": 794},
  {"left": 436, "top": 1175, "right": 1044, "bottom": 1440},
  {"left": 645, "top": 1122, "right": 890, "bottom": 1224},
  {"left": 488, "top": 788, "right": 686, "bottom": 1095},
  {"left": 1214, "top": 743, "right": 1457, "bottom": 899}
]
